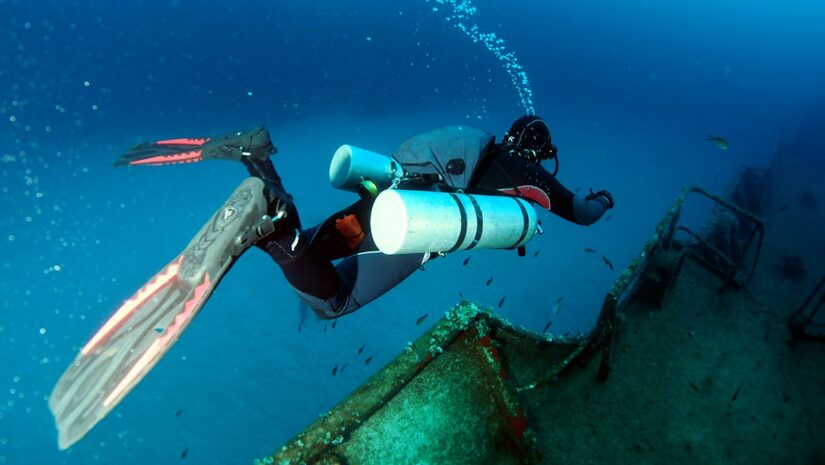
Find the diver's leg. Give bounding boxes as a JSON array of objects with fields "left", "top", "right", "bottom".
[
  {"left": 256, "top": 190, "right": 429, "bottom": 318},
  {"left": 242, "top": 157, "right": 343, "bottom": 300},
  {"left": 286, "top": 245, "right": 430, "bottom": 319},
  {"left": 305, "top": 237, "right": 430, "bottom": 318},
  {"left": 290, "top": 216, "right": 430, "bottom": 319},
  {"left": 304, "top": 196, "right": 375, "bottom": 261},
  {"left": 258, "top": 229, "right": 342, "bottom": 301}
]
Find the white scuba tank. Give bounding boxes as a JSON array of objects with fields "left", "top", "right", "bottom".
[
  {"left": 329, "top": 145, "right": 403, "bottom": 192},
  {"left": 371, "top": 189, "right": 538, "bottom": 255}
]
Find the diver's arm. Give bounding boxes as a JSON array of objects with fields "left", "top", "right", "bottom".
[
  {"left": 573, "top": 189, "right": 613, "bottom": 225},
  {"left": 525, "top": 161, "right": 612, "bottom": 225},
  {"left": 473, "top": 151, "right": 612, "bottom": 225}
]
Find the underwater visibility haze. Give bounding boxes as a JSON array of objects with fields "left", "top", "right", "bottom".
[{"left": 1, "top": 0, "right": 825, "bottom": 463}]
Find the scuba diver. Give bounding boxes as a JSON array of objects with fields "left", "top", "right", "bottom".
[{"left": 49, "top": 115, "right": 614, "bottom": 449}]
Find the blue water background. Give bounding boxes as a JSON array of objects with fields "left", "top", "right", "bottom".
[{"left": 1, "top": 0, "right": 824, "bottom": 463}]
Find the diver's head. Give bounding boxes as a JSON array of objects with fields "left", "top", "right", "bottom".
[{"left": 504, "top": 115, "right": 558, "bottom": 168}]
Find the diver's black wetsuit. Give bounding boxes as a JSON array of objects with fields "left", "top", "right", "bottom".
[{"left": 251, "top": 139, "right": 610, "bottom": 318}]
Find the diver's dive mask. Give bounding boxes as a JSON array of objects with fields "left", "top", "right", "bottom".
[{"left": 505, "top": 115, "right": 560, "bottom": 175}]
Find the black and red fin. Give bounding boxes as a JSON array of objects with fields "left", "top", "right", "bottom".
[
  {"left": 114, "top": 138, "right": 209, "bottom": 167},
  {"left": 48, "top": 178, "right": 268, "bottom": 449}
]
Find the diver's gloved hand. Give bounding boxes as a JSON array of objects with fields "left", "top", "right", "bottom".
[
  {"left": 202, "top": 127, "right": 277, "bottom": 161},
  {"left": 586, "top": 189, "right": 614, "bottom": 210}
]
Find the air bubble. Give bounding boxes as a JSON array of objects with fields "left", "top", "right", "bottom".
[{"left": 429, "top": 0, "right": 534, "bottom": 114}]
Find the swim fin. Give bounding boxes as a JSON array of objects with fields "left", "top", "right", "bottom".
[
  {"left": 49, "top": 177, "right": 272, "bottom": 450},
  {"left": 115, "top": 127, "right": 276, "bottom": 167},
  {"left": 114, "top": 136, "right": 209, "bottom": 166}
]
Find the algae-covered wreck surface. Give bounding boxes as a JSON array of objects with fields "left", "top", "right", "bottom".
[{"left": 256, "top": 301, "right": 562, "bottom": 465}]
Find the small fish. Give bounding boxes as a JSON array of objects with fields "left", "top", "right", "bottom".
[
  {"left": 298, "top": 302, "right": 310, "bottom": 334},
  {"left": 416, "top": 313, "right": 428, "bottom": 325},
  {"left": 357, "top": 344, "right": 365, "bottom": 355},
  {"left": 181, "top": 448, "right": 188, "bottom": 459},
  {"left": 584, "top": 247, "right": 596, "bottom": 253},
  {"left": 339, "top": 363, "right": 348, "bottom": 374},
  {"left": 462, "top": 256, "right": 471, "bottom": 266},
  {"left": 323, "top": 323, "right": 328, "bottom": 333},
  {"left": 175, "top": 409, "right": 184, "bottom": 417},
  {"left": 154, "top": 327, "right": 164, "bottom": 334},
  {"left": 689, "top": 382, "right": 700, "bottom": 392},
  {"left": 604, "top": 215, "right": 612, "bottom": 222},
  {"left": 498, "top": 297, "right": 506, "bottom": 308},
  {"left": 486, "top": 277, "right": 494, "bottom": 287},
  {"left": 779, "top": 204, "right": 789, "bottom": 212},
  {"left": 332, "top": 319, "right": 337, "bottom": 329},
  {"left": 707, "top": 134, "right": 729, "bottom": 150},
  {"left": 601, "top": 254, "right": 614, "bottom": 271},
  {"left": 332, "top": 365, "right": 338, "bottom": 376},
  {"left": 533, "top": 250, "right": 540, "bottom": 257},
  {"left": 730, "top": 383, "right": 743, "bottom": 403},
  {"left": 365, "top": 356, "right": 373, "bottom": 365},
  {"left": 575, "top": 187, "right": 582, "bottom": 193},
  {"left": 459, "top": 291, "right": 464, "bottom": 298},
  {"left": 552, "top": 297, "right": 563, "bottom": 314},
  {"left": 543, "top": 320, "right": 552, "bottom": 332}
]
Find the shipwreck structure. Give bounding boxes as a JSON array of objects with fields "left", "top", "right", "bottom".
[{"left": 256, "top": 137, "right": 825, "bottom": 464}]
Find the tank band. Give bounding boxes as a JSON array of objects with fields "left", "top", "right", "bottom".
[
  {"left": 466, "top": 194, "right": 484, "bottom": 250},
  {"left": 513, "top": 199, "right": 530, "bottom": 248},
  {"left": 448, "top": 193, "right": 468, "bottom": 252}
]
